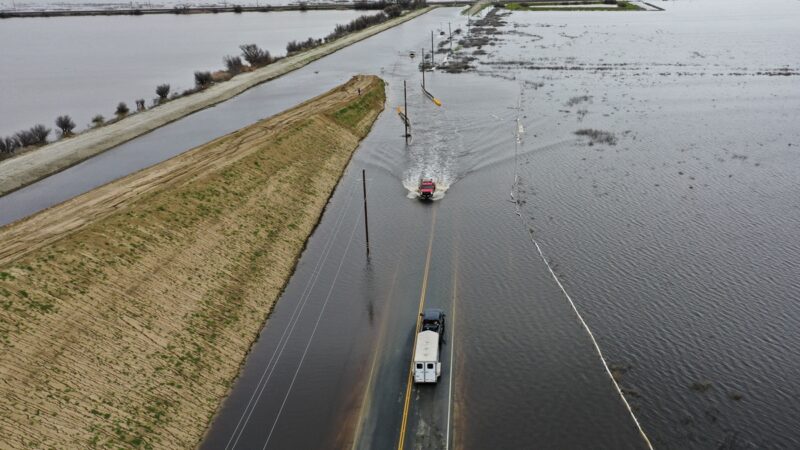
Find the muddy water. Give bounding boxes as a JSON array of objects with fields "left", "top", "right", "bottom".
[
  {"left": 3, "top": 1, "right": 799, "bottom": 448},
  {"left": 0, "top": 10, "right": 362, "bottom": 137},
  {"left": 469, "top": 0, "right": 800, "bottom": 447}
]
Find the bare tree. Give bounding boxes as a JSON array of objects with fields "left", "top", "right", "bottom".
[
  {"left": 194, "top": 71, "right": 213, "bottom": 88},
  {"left": 156, "top": 84, "right": 171, "bottom": 102},
  {"left": 116, "top": 102, "right": 130, "bottom": 118},
  {"left": 0, "top": 136, "right": 19, "bottom": 155},
  {"left": 384, "top": 4, "right": 401, "bottom": 18},
  {"left": 15, "top": 130, "right": 36, "bottom": 147},
  {"left": 91, "top": 114, "right": 105, "bottom": 127},
  {"left": 30, "top": 125, "right": 51, "bottom": 144},
  {"left": 239, "top": 44, "right": 271, "bottom": 67},
  {"left": 55, "top": 115, "right": 76, "bottom": 136},
  {"left": 224, "top": 55, "right": 245, "bottom": 74}
]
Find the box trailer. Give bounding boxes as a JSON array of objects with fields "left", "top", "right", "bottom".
[
  {"left": 414, "top": 330, "right": 441, "bottom": 383},
  {"left": 413, "top": 309, "right": 445, "bottom": 384}
]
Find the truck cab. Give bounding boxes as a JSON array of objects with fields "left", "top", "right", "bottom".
[
  {"left": 418, "top": 178, "right": 436, "bottom": 200},
  {"left": 421, "top": 308, "right": 445, "bottom": 337}
]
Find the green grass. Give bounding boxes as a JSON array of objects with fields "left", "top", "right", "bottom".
[
  {"left": 329, "top": 80, "right": 385, "bottom": 130},
  {"left": 505, "top": 1, "right": 642, "bottom": 11}
]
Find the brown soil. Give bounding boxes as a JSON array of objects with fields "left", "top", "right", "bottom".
[{"left": 0, "top": 75, "right": 385, "bottom": 449}]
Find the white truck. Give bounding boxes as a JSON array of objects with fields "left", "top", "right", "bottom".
[{"left": 414, "top": 309, "right": 446, "bottom": 384}]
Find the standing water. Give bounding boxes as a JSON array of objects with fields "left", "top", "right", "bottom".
[
  {"left": 1, "top": 1, "right": 798, "bottom": 448},
  {"left": 0, "top": 10, "right": 363, "bottom": 136}
]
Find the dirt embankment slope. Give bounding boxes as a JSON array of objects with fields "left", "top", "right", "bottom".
[
  {"left": 0, "top": 75, "right": 385, "bottom": 449},
  {"left": 0, "top": 6, "right": 430, "bottom": 198}
]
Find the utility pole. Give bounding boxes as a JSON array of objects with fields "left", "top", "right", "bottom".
[
  {"left": 421, "top": 48, "right": 426, "bottom": 89},
  {"left": 362, "top": 169, "right": 370, "bottom": 257},
  {"left": 449, "top": 22, "right": 453, "bottom": 54},
  {"left": 404, "top": 80, "right": 409, "bottom": 143},
  {"left": 431, "top": 30, "right": 435, "bottom": 67}
]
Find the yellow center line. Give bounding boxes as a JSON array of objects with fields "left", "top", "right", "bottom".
[
  {"left": 350, "top": 259, "right": 403, "bottom": 450},
  {"left": 397, "top": 207, "right": 438, "bottom": 450}
]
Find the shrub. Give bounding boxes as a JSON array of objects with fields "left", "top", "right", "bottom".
[
  {"left": 55, "top": 115, "right": 76, "bottom": 136},
  {"left": 233, "top": 4, "right": 243, "bottom": 13},
  {"left": 156, "top": 83, "right": 171, "bottom": 101},
  {"left": 30, "top": 125, "right": 51, "bottom": 145},
  {"left": 397, "top": 0, "right": 427, "bottom": 9},
  {"left": 239, "top": 44, "right": 271, "bottom": 67},
  {"left": 298, "top": 1, "right": 308, "bottom": 11},
  {"left": 116, "top": 102, "right": 129, "bottom": 117},
  {"left": 325, "top": 12, "right": 389, "bottom": 42},
  {"left": 223, "top": 55, "right": 245, "bottom": 74},
  {"left": 14, "top": 130, "right": 36, "bottom": 147},
  {"left": 384, "top": 4, "right": 402, "bottom": 18},
  {"left": 355, "top": 0, "right": 387, "bottom": 9},
  {"left": 286, "top": 37, "right": 321, "bottom": 54},
  {"left": 91, "top": 114, "right": 105, "bottom": 127},
  {"left": 0, "top": 136, "right": 19, "bottom": 154},
  {"left": 194, "top": 71, "right": 213, "bottom": 88},
  {"left": 14, "top": 125, "right": 50, "bottom": 147}
]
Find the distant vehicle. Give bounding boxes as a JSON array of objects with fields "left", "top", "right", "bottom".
[
  {"left": 418, "top": 178, "right": 436, "bottom": 200},
  {"left": 414, "top": 308, "right": 445, "bottom": 384},
  {"left": 410, "top": 51, "right": 416, "bottom": 58}
]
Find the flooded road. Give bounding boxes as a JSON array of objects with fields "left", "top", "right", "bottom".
[{"left": 3, "top": 1, "right": 800, "bottom": 448}]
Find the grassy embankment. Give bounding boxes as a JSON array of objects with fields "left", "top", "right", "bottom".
[
  {"left": 504, "top": 1, "right": 642, "bottom": 11},
  {"left": 0, "top": 75, "right": 384, "bottom": 449}
]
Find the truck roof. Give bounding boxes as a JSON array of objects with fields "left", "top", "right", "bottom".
[{"left": 414, "top": 330, "right": 439, "bottom": 362}]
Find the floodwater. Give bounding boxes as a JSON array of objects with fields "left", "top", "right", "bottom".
[
  {"left": 0, "top": 9, "right": 362, "bottom": 137},
  {"left": 473, "top": 0, "right": 800, "bottom": 447},
  {"left": 3, "top": 0, "right": 800, "bottom": 448}
]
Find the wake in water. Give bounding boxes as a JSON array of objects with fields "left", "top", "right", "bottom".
[{"left": 401, "top": 88, "right": 463, "bottom": 201}]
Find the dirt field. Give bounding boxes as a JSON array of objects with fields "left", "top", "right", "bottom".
[
  {"left": 0, "top": 6, "right": 431, "bottom": 197},
  {"left": 0, "top": 75, "right": 385, "bottom": 449}
]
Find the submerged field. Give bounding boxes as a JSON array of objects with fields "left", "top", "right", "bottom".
[
  {"left": 0, "top": 75, "right": 384, "bottom": 449},
  {"left": 0, "top": 10, "right": 365, "bottom": 137}
]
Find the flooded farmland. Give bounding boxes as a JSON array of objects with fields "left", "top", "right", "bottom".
[
  {"left": 2, "top": 0, "right": 799, "bottom": 448},
  {"left": 469, "top": 1, "right": 800, "bottom": 447},
  {"left": 0, "top": 9, "right": 362, "bottom": 136}
]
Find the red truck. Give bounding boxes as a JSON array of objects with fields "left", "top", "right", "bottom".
[{"left": 418, "top": 178, "right": 436, "bottom": 200}]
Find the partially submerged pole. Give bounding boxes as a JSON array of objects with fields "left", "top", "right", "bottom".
[
  {"left": 449, "top": 22, "right": 453, "bottom": 54},
  {"left": 431, "top": 30, "right": 435, "bottom": 67},
  {"left": 362, "top": 169, "right": 370, "bottom": 256},
  {"left": 404, "top": 80, "right": 409, "bottom": 143},
  {"left": 421, "top": 48, "right": 426, "bottom": 89}
]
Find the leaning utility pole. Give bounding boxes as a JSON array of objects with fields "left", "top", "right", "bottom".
[{"left": 362, "top": 169, "right": 370, "bottom": 256}]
